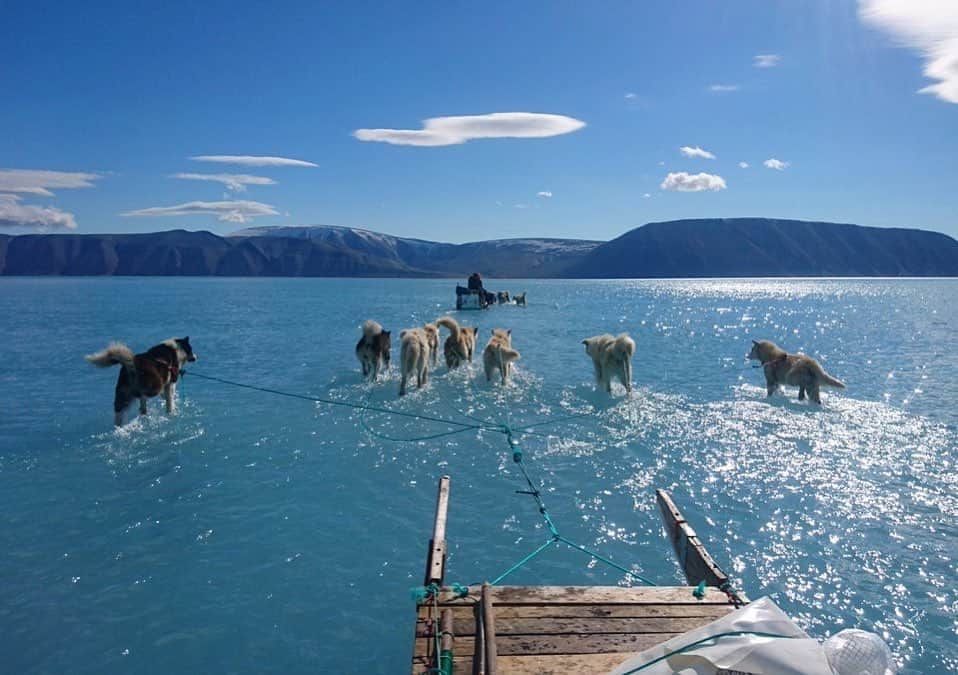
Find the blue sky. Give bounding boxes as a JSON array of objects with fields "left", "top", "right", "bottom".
[{"left": 1, "top": 1, "right": 956, "bottom": 242}]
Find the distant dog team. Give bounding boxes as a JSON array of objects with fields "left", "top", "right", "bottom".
[
  {"left": 86, "top": 314, "right": 846, "bottom": 426},
  {"left": 355, "top": 323, "right": 846, "bottom": 404}
]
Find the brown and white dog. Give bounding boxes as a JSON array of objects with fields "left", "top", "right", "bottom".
[
  {"left": 747, "top": 339, "right": 845, "bottom": 404},
  {"left": 423, "top": 322, "right": 440, "bottom": 367},
  {"left": 582, "top": 333, "right": 635, "bottom": 394},
  {"left": 86, "top": 337, "right": 197, "bottom": 426},
  {"left": 355, "top": 320, "right": 391, "bottom": 381},
  {"left": 398, "top": 327, "right": 432, "bottom": 396},
  {"left": 436, "top": 316, "right": 479, "bottom": 369},
  {"left": 483, "top": 328, "right": 520, "bottom": 385}
]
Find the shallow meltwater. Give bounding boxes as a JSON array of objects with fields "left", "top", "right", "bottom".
[{"left": 1, "top": 277, "right": 956, "bottom": 673}]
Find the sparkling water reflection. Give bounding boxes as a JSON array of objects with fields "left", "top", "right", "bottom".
[{"left": 0, "top": 277, "right": 955, "bottom": 673}]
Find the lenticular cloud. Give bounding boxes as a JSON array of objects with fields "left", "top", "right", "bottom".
[
  {"left": 122, "top": 200, "right": 278, "bottom": 224},
  {"left": 0, "top": 194, "right": 78, "bottom": 229},
  {"left": 660, "top": 172, "right": 727, "bottom": 192},
  {"left": 172, "top": 173, "right": 276, "bottom": 192},
  {"left": 353, "top": 112, "right": 586, "bottom": 146},
  {"left": 0, "top": 169, "right": 101, "bottom": 197},
  {"left": 190, "top": 155, "right": 317, "bottom": 168}
]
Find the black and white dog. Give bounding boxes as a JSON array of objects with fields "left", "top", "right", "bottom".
[{"left": 86, "top": 337, "right": 197, "bottom": 426}]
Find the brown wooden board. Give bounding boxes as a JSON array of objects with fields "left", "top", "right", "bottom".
[
  {"left": 417, "top": 615, "right": 724, "bottom": 638},
  {"left": 434, "top": 585, "right": 735, "bottom": 605},
  {"left": 411, "top": 654, "right": 473, "bottom": 675},
  {"left": 419, "top": 602, "right": 734, "bottom": 620},
  {"left": 656, "top": 489, "right": 729, "bottom": 589},
  {"left": 414, "top": 631, "right": 684, "bottom": 657},
  {"left": 496, "top": 653, "right": 643, "bottom": 674},
  {"left": 424, "top": 476, "right": 451, "bottom": 585}
]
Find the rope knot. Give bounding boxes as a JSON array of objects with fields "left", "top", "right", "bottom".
[
  {"left": 411, "top": 582, "right": 440, "bottom": 603},
  {"left": 450, "top": 582, "right": 469, "bottom": 598}
]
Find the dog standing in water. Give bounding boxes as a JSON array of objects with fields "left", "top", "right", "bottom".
[
  {"left": 355, "top": 320, "right": 391, "bottom": 381},
  {"left": 748, "top": 339, "right": 845, "bottom": 404},
  {"left": 423, "top": 322, "right": 440, "bottom": 367},
  {"left": 86, "top": 337, "right": 198, "bottom": 426},
  {"left": 582, "top": 333, "right": 635, "bottom": 394},
  {"left": 436, "top": 316, "right": 479, "bottom": 369},
  {"left": 483, "top": 328, "right": 520, "bottom": 385},
  {"left": 398, "top": 328, "right": 432, "bottom": 396}
]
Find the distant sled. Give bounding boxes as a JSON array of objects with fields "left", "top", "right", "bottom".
[{"left": 455, "top": 285, "right": 492, "bottom": 310}]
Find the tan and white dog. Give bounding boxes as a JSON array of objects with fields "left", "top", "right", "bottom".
[
  {"left": 398, "top": 327, "right": 432, "bottom": 396},
  {"left": 423, "top": 322, "right": 440, "bottom": 367},
  {"left": 582, "top": 333, "right": 635, "bottom": 394},
  {"left": 483, "top": 328, "right": 520, "bottom": 385},
  {"left": 747, "top": 339, "right": 845, "bottom": 404},
  {"left": 436, "top": 316, "right": 479, "bottom": 369},
  {"left": 86, "top": 337, "right": 198, "bottom": 426},
  {"left": 355, "top": 320, "right": 391, "bottom": 381}
]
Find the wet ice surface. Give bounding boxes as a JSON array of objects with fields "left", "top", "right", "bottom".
[{"left": 1, "top": 277, "right": 955, "bottom": 673}]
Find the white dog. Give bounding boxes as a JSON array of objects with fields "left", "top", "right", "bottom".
[
  {"left": 483, "top": 328, "right": 520, "bottom": 385},
  {"left": 582, "top": 333, "right": 635, "bottom": 394},
  {"left": 398, "top": 328, "right": 431, "bottom": 396}
]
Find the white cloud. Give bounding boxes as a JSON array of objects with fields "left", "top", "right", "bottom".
[
  {"left": 708, "top": 84, "right": 741, "bottom": 92},
  {"left": 754, "top": 54, "right": 781, "bottom": 68},
  {"left": 353, "top": 112, "right": 586, "bottom": 147},
  {"left": 172, "top": 173, "right": 276, "bottom": 192},
  {"left": 680, "top": 145, "right": 717, "bottom": 160},
  {"left": 0, "top": 169, "right": 101, "bottom": 197},
  {"left": 514, "top": 203, "right": 530, "bottom": 209},
  {"left": 122, "top": 200, "right": 278, "bottom": 223},
  {"left": 190, "top": 155, "right": 317, "bottom": 168},
  {"left": 660, "top": 172, "right": 727, "bottom": 192},
  {"left": 763, "top": 158, "right": 789, "bottom": 170},
  {"left": 739, "top": 161, "right": 750, "bottom": 169},
  {"left": 624, "top": 92, "right": 638, "bottom": 99},
  {"left": 642, "top": 193, "right": 652, "bottom": 199},
  {"left": 859, "top": 0, "right": 958, "bottom": 103},
  {"left": 0, "top": 193, "right": 77, "bottom": 229},
  {"left": 536, "top": 191, "right": 553, "bottom": 198}
]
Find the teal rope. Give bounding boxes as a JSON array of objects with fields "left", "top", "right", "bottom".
[
  {"left": 556, "top": 535, "right": 658, "bottom": 586},
  {"left": 357, "top": 389, "right": 489, "bottom": 443},
  {"left": 183, "top": 369, "right": 666, "bottom": 589},
  {"left": 488, "top": 538, "right": 558, "bottom": 586},
  {"left": 617, "top": 630, "right": 799, "bottom": 674},
  {"left": 487, "top": 431, "right": 658, "bottom": 587},
  {"left": 183, "top": 370, "right": 481, "bottom": 429}
]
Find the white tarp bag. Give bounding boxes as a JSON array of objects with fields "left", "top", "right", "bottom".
[{"left": 607, "top": 596, "right": 833, "bottom": 675}]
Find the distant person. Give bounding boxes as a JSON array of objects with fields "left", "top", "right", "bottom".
[{"left": 467, "top": 272, "right": 484, "bottom": 293}]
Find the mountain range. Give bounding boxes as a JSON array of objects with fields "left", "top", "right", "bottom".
[{"left": 2, "top": 219, "right": 956, "bottom": 278}]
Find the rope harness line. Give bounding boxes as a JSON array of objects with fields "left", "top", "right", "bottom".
[{"left": 180, "top": 368, "right": 746, "bottom": 605}]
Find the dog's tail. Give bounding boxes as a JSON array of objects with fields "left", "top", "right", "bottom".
[
  {"left": 436, "top": 316, "right": 461, "bottom": 341},
  {"left": 813, "top": 362, "right": 846, "bottom": 389},
  {"left": 497, "top": 345, "right": 520, "bottom": 366},
  {"left": 86, "top": 342, "right": 135, "bottom": 369},
  {"left": 362, "top": 319, "right": 383, "bottom": 339}
]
